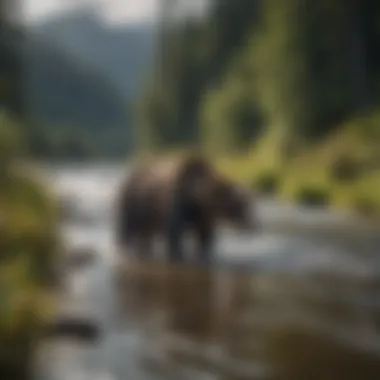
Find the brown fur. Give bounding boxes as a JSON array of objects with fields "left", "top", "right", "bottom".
[{"left": 115, "top": 153, "right": 257, "bottom": 262}]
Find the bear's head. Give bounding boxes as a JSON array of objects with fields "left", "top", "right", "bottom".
[{"left": 211, "top": 178, "right": 260, "bottom": 232}]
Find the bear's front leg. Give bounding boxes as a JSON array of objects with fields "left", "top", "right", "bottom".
[
  {"left": 167, "top": 196, "right": 186, "bottom": 263},
  {"left": 135, "top": 230, "right": 154, "bottom": 260},
  {"left": 195, "top": 224, "right": 215, "bottom": 265},
  {"left": 115, "top": 193, "right": 142, "bottom": 255},
  {"left": 167, "top": 219, "right": 185, "bottom": 263}
]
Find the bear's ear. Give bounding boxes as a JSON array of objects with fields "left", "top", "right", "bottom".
[{"left": 179, "top": 153, "right": 214, "bottom": 183}]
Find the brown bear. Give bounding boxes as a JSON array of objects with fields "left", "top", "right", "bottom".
[{"left": 114, "top": 153, "right": 259, "bottom": 262}]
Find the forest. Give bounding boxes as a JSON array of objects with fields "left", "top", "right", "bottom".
[
  {"left": 0, "top": 13, "right": 60, "bottom": 379},
  {"left": 137, "top": 0, "right": 380, "bottom": 217}
]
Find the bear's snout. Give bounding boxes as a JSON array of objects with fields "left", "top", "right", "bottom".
[{"left": 224, "top": 189, "right": 260, "bottom": 234}]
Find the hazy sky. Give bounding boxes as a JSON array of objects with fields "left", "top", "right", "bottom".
[
  {"left": 24, "top": 0, "right": 159, "bottom": 24},
  {"left": 24, "top": 0, "right": 209, "bottom": 25}
]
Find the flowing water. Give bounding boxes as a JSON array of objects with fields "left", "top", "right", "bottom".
[{"left": 34, "top": 163, "right": 380, "bottom": 380}]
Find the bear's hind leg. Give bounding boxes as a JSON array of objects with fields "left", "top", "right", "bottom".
[
  {"left": 195, "top": 225, "right": 215, "bottom": 265},
  {"left": 167, "top": 197, "right": 186, "bottom": 263},
  {"left": 135, "top": 229, "right": 154, "bottom": 260}
]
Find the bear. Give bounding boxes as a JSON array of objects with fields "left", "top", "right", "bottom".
[{"left": 114, "top": 153, "right": 259, "bottom": 263}]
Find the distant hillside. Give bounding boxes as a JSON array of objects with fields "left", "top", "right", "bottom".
[
  {"left": 27, "top": 36, "right": 128, "bottom": 128},
  {"left": 32, "top": 8, "right": 157, "bottom": 100},
  {"left": 26, "top": 36, "right": 132, "bottom": 156},
  {"left": 24, "top": 8, "right": 157, "bottom": 158}
]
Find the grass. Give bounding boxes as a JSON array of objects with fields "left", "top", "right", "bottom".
[
  {"left": 251, "top": 171, "right": 280, "bottom": 196},
  {"left": 0, "top": 119, "right": 60, "bottom": 378},
  {"left": 213, "top": 122, "right": 380, "bottom": 221},
  {"left": 294, "top": 185, "right": 330, "bottom": 207}
]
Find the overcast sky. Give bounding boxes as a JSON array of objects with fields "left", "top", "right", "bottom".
[{"left": 23, "top": 0, "right": 209, "bottom": 25}]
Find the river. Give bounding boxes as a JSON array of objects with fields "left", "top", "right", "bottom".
[{"left": 34, "top": 163, "right": 380, "bottom": 380}]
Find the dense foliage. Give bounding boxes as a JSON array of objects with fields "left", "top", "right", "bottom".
[
  {"left": 0, "top": 16, "right": 60, "bottom": 378},
  {"left": 137, "top": 0, "right": 380, "bottom": 215},
  {"left": 0, "top": 111, "right": 59, "bottom": 379}
]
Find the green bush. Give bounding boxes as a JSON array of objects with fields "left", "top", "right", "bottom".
[
  {"left": 352, "top": 196, "right": 379, "bottom": 219},
  {"left": 0, "top": 170, "right": 59, "bottom": 377},
  {"left": 0, "top": 114, "right": 59, "bottom": 379},
  {"left": 252, "top": 172, "right": 279, "bottom": 196},
  {"left": 330, "top": 156, "right": 361, "bottom": 183},
  {"left": 295, "top": 185, "right": 330, "bottom": 207}
]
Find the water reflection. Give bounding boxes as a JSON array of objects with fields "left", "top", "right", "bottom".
[{"left": 115, "top": 259, "right": 380, "bottom": 380}]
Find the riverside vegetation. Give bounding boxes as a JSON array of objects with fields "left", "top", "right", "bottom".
[
  {"left": 137, "top": 0, "right": 380, "bottom": 220},
  {"left": 0, "top": 112, "right": 60, "bottom": 379}
]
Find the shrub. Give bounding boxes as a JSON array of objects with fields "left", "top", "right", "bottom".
[
  {"left": 352, "top": 196, "right": 379, "bottom": 219},
  {"left": 0, "top": 111, "right": 24, "bottom": 169},
  {"left": 252, "top": 172, "right": 279, "bottom": 196},
  {"left": 330, "top": 156, "right": 361, "bottom": 183},
  {"left": 0, "top": 127, "right": 59, "bottom": 378},
  {"left": 295, "top": 185, "right": 330, "bottom": 207}
]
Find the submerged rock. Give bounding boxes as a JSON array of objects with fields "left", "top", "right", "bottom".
[
  {"left": 63, "top": 247, "right": 98, "bottom": 271},
  {"left": 45, "top": 315, "right": 102, "bottom": 342}
]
